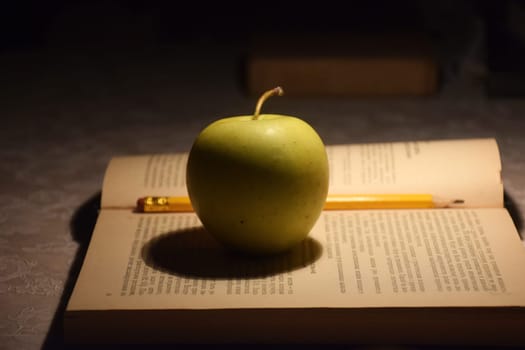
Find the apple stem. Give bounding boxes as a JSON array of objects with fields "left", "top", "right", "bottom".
[{"left": 253, "top": 86, "right": 284, "bottom": 120}]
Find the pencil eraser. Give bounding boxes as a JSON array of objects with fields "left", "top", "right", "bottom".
[{"left": 136, "top": 197, "right": 145, "bottom": 212}]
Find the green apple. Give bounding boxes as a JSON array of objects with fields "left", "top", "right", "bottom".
[{"left": 186, "top": 87, "right": 329, "bottom": 255}]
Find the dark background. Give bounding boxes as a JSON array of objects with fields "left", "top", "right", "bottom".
[{"left": 1, "top": 0, "right": 525, "bottom": 96}]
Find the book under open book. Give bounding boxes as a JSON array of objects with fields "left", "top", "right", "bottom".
[{"left": 64, "top": 138, "right": 525, "bottom": 346}]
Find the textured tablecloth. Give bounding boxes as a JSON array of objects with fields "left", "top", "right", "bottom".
[{"left": 1, "top": 43, "right": 524, "bottom": 349}]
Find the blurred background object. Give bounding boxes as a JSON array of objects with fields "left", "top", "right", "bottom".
[{"left": 1, "top": 0, "right": 524, "bottom": 97}]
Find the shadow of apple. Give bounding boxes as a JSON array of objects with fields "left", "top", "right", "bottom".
[{"left": 141, "top": 226, "right": 322, "bottom": 279}]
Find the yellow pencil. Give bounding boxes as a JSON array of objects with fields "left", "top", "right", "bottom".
[{"left": 136, "top": 194, "right": 463, "bottom": 213}]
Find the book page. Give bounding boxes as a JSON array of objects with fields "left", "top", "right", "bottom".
[
  {"left": 328, "top": 138, "right": 502, "bottom": 208},
  {"left": 101, "top": 153, "right": 189, "bottom": 209},
  {"left": 101, "top": 138, "right": 502, "bottom": 209},
  {"left": 67, "top": 208, "right": 525, "bottom": 311}
]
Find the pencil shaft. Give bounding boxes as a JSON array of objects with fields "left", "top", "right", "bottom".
[
  {"left": 138, "top": 194, "right": 436, "bottom": 212},
  {"left": 325, "top": 194, "right": 435, "bottom": 209}
]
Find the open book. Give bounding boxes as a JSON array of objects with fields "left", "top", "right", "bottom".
[{"left": 64, "top": 138, "right": 525, "bottom": 345}]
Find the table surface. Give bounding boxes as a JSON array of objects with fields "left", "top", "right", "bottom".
[{"left": 1, "top": 43, "right": 525, "bottom": 350}]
